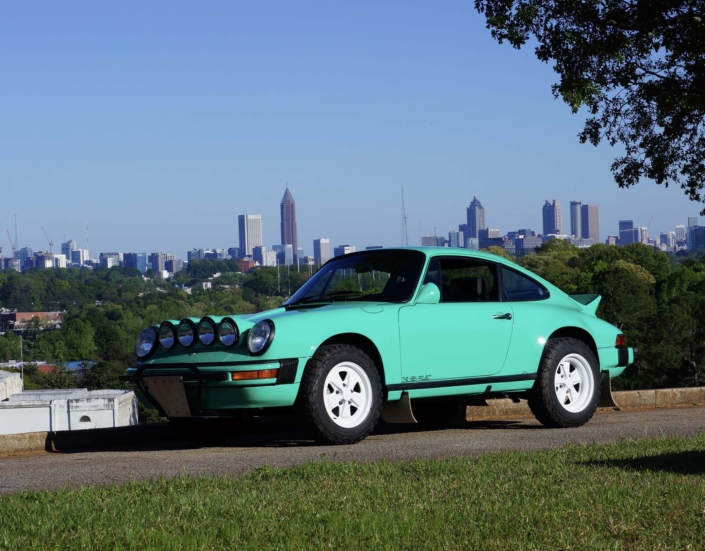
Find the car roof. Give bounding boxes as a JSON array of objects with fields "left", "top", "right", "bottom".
[{"left": 364, "top": 246, "right": 513, "bottom": 264}]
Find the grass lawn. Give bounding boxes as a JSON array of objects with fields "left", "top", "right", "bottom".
[{"left": 2, "top": 434, "right": 705, "bottom": 550}]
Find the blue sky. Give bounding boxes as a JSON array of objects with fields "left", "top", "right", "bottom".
[{"left": 0, "top": 1, "right": 699, "bottom": 258}]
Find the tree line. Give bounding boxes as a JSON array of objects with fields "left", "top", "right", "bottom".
[{"left": 0, "top": 244, "right": 703, "bottom": 392}]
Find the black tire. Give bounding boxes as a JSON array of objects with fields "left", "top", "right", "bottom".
[
  {"left": 528, "top": 337, "right": 601, "bottom": 428},
  {"left": 298, "top": 344, "right": 382, "bottom": 445},
  {"left": 169, "top": 417, "right": 241, "bottom": 446},
  {"left": 412, "top": 399, "right": 461, "bottom": 427}
]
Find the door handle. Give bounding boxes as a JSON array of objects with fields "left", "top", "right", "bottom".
[{"left": 493, "top": 313, "right": 512, "bottom": 320}]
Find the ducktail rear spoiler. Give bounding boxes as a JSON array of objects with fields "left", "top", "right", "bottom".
[{"left": 569, "top": 294, "right": 601, "bottom": 316}]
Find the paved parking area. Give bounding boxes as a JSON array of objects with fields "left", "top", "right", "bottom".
[{"left": 1, "top": 406, "right": 703, "bottom": 495}]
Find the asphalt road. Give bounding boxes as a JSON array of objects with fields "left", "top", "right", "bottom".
[{"left": 1, "top": 406, "right": 704, "bottom": 495}]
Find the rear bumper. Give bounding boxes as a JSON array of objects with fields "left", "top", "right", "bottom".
[
  {"left": 597, "top": 346, "right": 636, "bottom": 378},
  {"left": 119, "top": 358, "right": 304, "bottom": 416}
]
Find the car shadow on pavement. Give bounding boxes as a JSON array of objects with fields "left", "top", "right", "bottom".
[{"left": 583, "top": 451, "right": 705, "bottom": 475}]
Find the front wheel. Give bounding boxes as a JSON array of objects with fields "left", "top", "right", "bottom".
[
  {"left": 528, "top": 338, "right": 601, "bottom": 428},
  {"left": 298, "top": 344, "right": 382, "bottom": 444}
]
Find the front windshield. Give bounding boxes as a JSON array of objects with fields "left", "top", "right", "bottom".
[{"left": 285, "top": 250, "right": 426, "bottom": 306}]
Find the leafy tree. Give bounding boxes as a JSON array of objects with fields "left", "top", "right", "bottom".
[{"left": 475, "top": 0, "right": 705, "bottom": 212}]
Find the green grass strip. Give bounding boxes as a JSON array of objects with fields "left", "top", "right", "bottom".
[{"left": 2, "top": 434, "right": 705, "bottom": 550}]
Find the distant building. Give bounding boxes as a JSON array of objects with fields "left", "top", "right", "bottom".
[
  {"left": 466, "top": 196, "right": 486, "bottom": 239},
  {"left": 688, "top": 216, "right": 699, "bottom": 228},
  {"left": 465, "top": 238, "right": 479, "bottom": 250},
  {"left": 542, "top": 200, "right": 562, "bottom": 236},
  {"left": 479, "top": 236, "right": 504, "bottom": 250},
  {"left": 123, "top": 252, "right": 147, "bottom": 273},
  {"left": 233, "top": 258, "right": 255, "bottom": 272},
  {"left": 687, "top": 225, "right": 705, "bottom": 251},
  {"left": 581, "top": 204, "right": 600, "bottom": 243},
  {"left": 194, "top": 281, "right": 212, "bottom": 290},
  {"left": 478, "top": 228, "right": 500, "bottom": 239},
  {"left": 253, "top": 246, "right": 277, "bottom": 267},
  {"left": 148, "top": 252, "right": 166, "bottom": 273},
  {"left": 165, "top": 259, "right": 184, "bottom": 273},
  {"left": 606, "top": 235, "right": 618, "bottom": 246},
  {"left": 273, "top": 244, "right": 294, "bottom": 266},
  {"left": 448, "top": 230, "right": 464, "bottom": 248},
  {"left": 34, "top": 252, "right": 54, "bottom": 269},
  {"left": 675, "top": 224, "right": 686, "bottom": 241},
  {"left": 619, "top": 220, "right": 635, "bottom": 246},
  {"left": 0, "top": 311, "right": 65, "bottom": 332},
  {"left": 569, "top": 201, "right": 582, "bottom": 238},
  {"left": 99, "top": 253, "right": 121, "bottom": 269},
  {"left": 280, "top": 186, "right": 298, "bottom": 263},
  {"left": 313, "top": 238, "right": 330, "bottom": 265},
  {"left": 18, "top": 247, "right": 33, "bottom": 271},
  {"left": 365, "top": 246, "right": 383, "bottom": 250},
  {"left": 61, "top": 239, "right": 77, "bottom": 259},
  {"left": 421, "top": 236, "right": 446, "bottom": 247},
  {"left": 514, "top": 236, "right": 543, "bottom": 256},
  {"left": 3, "top": 257, "right": 20, "bottom": 272},
  {"left": 238, "top": 214, "right": 263, "bottom": 257},
  {"left": 71, "top": 249, "right": 90, "bottom": 267},
  {"left": 227, "top": 247, "right": 241, "bottom": 259},
  {"left": 53, "top": 254, "right": 67, "bottom": 269},
  {"left": 333, "top": 245, "right": 356, "bottom": 257}
]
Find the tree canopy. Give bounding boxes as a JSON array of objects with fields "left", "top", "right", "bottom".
[{"left": 475, "top": 0, "right": 705, "bottom": 212}]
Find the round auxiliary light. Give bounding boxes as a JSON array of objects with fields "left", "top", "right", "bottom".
[
  {"left": 219, "top": 319, "right": 239, "bottom": 347},
  {"left": 178, "top": 320, "right": 196, "bottom": 348},
  {"left": 247, "top": 320, "right": 275, "bottom": 356},
  {"left": 159, "top": 323, "right": 176, "bottom": 350},
  {"left": 198, "top": 319, "right": 216, "bottom": 346},
  {"left": 135, "top": 327, "right": 158, "bottom": 359}
]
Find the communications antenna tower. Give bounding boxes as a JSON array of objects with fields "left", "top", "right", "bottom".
[
  {"left": 6, "top": 229, "right": 16, "bottom": 254},
  {"left": 401, "top": 186, "right": 409, "bottom": 246}
]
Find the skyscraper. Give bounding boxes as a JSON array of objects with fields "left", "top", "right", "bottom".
[
  {"left": 675, "top": 224, "right": 686, "bottom": 241},
  {"left": 619, "top": 220, "right": 634, "bottom": 246},
  {"left": 61, "top": 239, "right": 77, "bottom": 259},
  {"left": 466, "top": 196, "right": 486, "bottom": 239},
  {"left": 569, "top": 201, "right": 582, "bottom": 238},
  {"left": 280, "top": 185, "right": 298, "bottom": 263},
  {"left": 688, "top": 216, "right": 700, "bottom": 227},
  {"left": 581, "top": 204, "right": 600, "bottom": 243},
  {"left": 542, "top": 200, "right": 562, "bottom": 235},
  {"left": 238, "top": 214, "right": 263, "bottom": 256},
  {"left": 313, "top": 238, "right": 330, "bottom": 265}
]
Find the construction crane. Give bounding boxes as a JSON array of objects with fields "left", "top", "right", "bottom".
[
  {"left": 401, "top": 186, "right": 409, "bottom": 246},
  {"left": 41, "top": 226, "right": 54, "bottom": 254},
  {"left": 6, "top": 229, "right": 16, "bottom": 254}
]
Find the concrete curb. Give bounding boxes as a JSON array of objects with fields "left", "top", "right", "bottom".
[
  {"left": 465, "top": 387, "right": 705, "bottom": 420},
  {"left": 2, "top": 387, "right": 705, "bottom": 455}
]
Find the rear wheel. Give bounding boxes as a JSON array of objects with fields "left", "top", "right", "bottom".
[
  {"left": 528, "top": 337, "right": 600, "bottom": 428},
  {"left": 298, "top": 344, "right": 382, "bottom": 444}
]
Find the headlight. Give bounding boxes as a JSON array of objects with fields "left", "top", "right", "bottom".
[
  {"left": 178, "top": 320, "right": 196, "bottom": 347},
  {"left": 199, "top": 319, "right": 216, "bottom": 346},
  {"left": 219, "top": 318, "right": 239, "bottom": 347},
  {"left": 159, "top": 323, "right": 176, "bottom": 350},
  {"left": 247, "top": 320, "right": 274, "bottom": 355},
  {"left": 135, "top": 327, "right": 158, "bottom": 358}
]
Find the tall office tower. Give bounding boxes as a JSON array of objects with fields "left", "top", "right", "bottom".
[
  {"left": 569, "top": 201, "right": 582, "bottom": 237},
  {"left": 280, "top": 185, "right": 298, "bottom": 262},
  {"left": 675, "top": 224, "right": 686, "bottom": 241},
  {"left": 688, "top": 216, "right": 699, "bottom": 227},
  {"left": 313, "top": 238, "right": 330, "bottom": 265},
  {"left": 333, "top": 245, "right": 355, "bottom": 257},
  {"left": 466, "top": 196, "right": 486, "bottom": 239},
  {"left": 227, "top": 247, "right": 241, "bottom": 259},
  {"left": 478, "top": 228, "right": 500, "bottom": 238},
  {"left": 618, "top": 220, "right": 634, "bottom": 245},
  {"left": 581, "top": 204, "right": 600, "bottom": 243},
  {"left": 61, "top": 239, "right": 77, "bottom": 259},
  {"left": 637, "top": 227, "right": 649, "bottom": 244},
  {"left": 71, "top": 249, "right": 90, "bottom": 266},
  {"left": 273, "top": 244, "right": 294, "bottom": 266},
  {"left": 542, "top": 200, "right": 562, "bottom": 235},
  {"left": 148, "top": 252, "right": 166, "bottom": 273},
  {"left": 238, "top": 214, "right": 263, "bottom": 256}
]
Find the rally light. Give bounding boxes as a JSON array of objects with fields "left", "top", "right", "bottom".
[
  {"left": 231, "top": 369, "right": 278, "bottom": 381},
  {"left": 198, "top": 319, "right": 216, "bottom": 346},
  {"left": 178, "top": 320, "right": 196, "bottom": 348},
  {"left": 159, "top": 323, "right": 176, "bottom": 350},
  {"left": 218, "top": 318, "right": 239, "bottom": 347}
]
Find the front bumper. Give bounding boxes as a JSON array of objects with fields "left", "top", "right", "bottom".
[{"left": 119, "top": 358, "right": 303, "bottom": 417}]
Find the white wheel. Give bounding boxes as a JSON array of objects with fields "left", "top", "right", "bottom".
[
  {"left": 553, "top": 353, "right": 595, "bottom": 413},
  {"left": 322, "top": 361, "right": 372, "bottom": 429}
]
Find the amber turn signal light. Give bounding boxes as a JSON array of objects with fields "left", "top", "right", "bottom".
[{"left": 231, "top": 369, "right": 279, "bottom": 381}]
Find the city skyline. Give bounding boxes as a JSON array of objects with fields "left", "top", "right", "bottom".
[{"left": 1, "top": 3, "right": 702, "bottom": 255}]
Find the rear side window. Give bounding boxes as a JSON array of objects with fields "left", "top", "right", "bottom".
[{"left": 501, "top": 267, "right": 549, "bottom": 301}]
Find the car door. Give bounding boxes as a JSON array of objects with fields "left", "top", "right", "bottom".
[{"left": 398, "top": 256, "right": 514, "bottom": 384}]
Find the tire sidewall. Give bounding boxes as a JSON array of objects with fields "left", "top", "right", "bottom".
[
  {"left": 543, "top": 340, "right": 600, "bottom": 423},
  {"left": 310, "top": 348, "right": 381, "bottom": 440}
]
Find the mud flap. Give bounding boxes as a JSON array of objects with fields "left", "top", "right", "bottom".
[
  {"left": 597, "top": 371, "right": 620, "bottom": 409},
  {"left": 381, "top": 391, "right": 418, "bottom": 423}
]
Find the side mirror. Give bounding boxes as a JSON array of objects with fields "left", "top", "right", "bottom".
[{"left": 416, "top": 283, "right": 440, "bottom": 304}]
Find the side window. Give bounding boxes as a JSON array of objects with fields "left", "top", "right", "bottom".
[
  {"left": 439, "top": 258, "right": 498, "bottom": 302},
  {"left": 501, "top": 267, "right": 549, "bottom": 301}
]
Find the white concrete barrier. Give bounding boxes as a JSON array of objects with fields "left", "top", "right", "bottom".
[
  {"left": 0, "top": 371, "right": 23, "bottom": 401},
  {"left": 0, "top": 390, "right": 138, "bottom": 435}
]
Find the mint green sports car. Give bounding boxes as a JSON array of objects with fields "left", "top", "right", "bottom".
[{"left": 122, "top": 248, "right": 634, "bottom": 444}]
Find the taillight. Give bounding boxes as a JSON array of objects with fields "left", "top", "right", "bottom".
[{"left": 615, "top": 334, "right": 625, "bottom": 347}]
